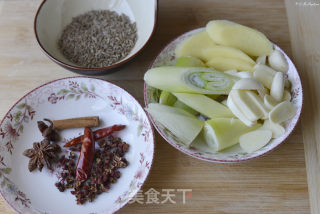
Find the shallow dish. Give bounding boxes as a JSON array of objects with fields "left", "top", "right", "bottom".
[
  {"left": 34, "top": 0, "right": 157, "bottom": 75},
  {"left": 144, "top": 28, "right": 303, "bottom": 163},
  {"left": 0, "top": 77, "right": 154, "bottom": 213}
]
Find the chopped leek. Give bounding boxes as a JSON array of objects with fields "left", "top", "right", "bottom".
[
  {"left": 203, "top": 118, "right": 261, "bottom": 151},
  {"left": 145, "top": 103, "right": 204, "bottom": 146},
  {"left": 159, "top": 91, "right": 177, "bottom": 106},
  {"left": 173, "top": 92, "right": 234, "bottom": 118},
  {"left": 144, "top": 66, "right": 235, "bottom": 95},
  {"left": 173, "top": 100, "right": 198, "bottom": 115}
]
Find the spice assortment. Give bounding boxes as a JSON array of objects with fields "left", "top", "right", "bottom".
[
  {"left": 22, "top": 116, "right": 129, "bottom": 205},
  {"left": 56, "top": 135, "right": 129, "bottom": 204},
  {"left": 59, "top": 10, "right": 137, "bottom": 68}
]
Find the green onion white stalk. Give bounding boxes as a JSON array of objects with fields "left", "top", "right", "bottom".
[
  {"left": 173, "top": 92, "right": 234, "bottom": 118},
  {"left": 203, "top": 118, "right": 261, "bottom": 151},
  {"left": 144, "top": 66, "right": 235, "bottom": 95},
  {"left": 145, "top": 103, "right": 204, "bottom": 146}
]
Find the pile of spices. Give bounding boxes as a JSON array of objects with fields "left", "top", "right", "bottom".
[
  {"left": 59, "top": 10, "right": 138, "bottom": 68},
  {"left": 55, "top": 135, "right": 129, "bottom": 204},
  {"left": 23, "top": 116, "right": 129, "bottom": 205}
]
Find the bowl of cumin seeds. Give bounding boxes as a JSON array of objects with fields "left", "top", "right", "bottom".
[{"left": 34, "top": 0, "right": 157, "bottom": 75}]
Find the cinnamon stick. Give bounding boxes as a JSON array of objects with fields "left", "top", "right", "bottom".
[{"left": 52, "top": 116, "right": 99, "bottom": 130}]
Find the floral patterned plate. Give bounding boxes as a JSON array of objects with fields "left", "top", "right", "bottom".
[
  {"left": 144, "top": 28, "right": 303, "bottom": 163},
  {"left": 0, "top": 77, "right": 154, "bottom": 213}
]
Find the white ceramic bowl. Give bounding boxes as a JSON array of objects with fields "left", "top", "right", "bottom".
[
  {"left": 0, "top": 77, "right": 154, "bottom": 213},
  {"left": 144, "top": 28, "right": 303, "bottom": 163},
  {"left": 34, "top": 0, "right": 157, "bottom": 75}
]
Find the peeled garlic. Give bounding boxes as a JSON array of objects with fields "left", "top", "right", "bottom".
[
  {"left": 254, "top": 64, "right": 277, "bottom": 75},
  {"left": 256, "top": 55, "right": 267, "bottom": 64},
  {"left": 239, "top": 129, "right": 272, "bottom": 153},
  {"left": 261, "top": 119, "right": 285, "bottom": 138},
  {"left": 237, "top": 71, "right": 253, "bottom": 78},
  {"left": 232, "top": 78, "right": 264, "bottom": 91},
  {"left": 264, "top": 94, "right": 279, "bottom": 110},
  {"left": 230, "top": 90, "right": 262, "bottom": 121},
  {"left": 282, "top": 90, "right": 291, "bottom": 101},
  {"left": 253, "top": 64, "right": 276, "bottom": 88},
  {"left": 269, "top": 101, "right": 296, "bottom": 124},
  {"left": 268, "top": 50, "right": 288, "bottom": 73},
  {"left": 227, "top": 95, "right": 255, "bottom": 127},
  {"left": 270, "top": 72, "right": 284, "bottom": 101},
  {"left": 246, "top": 91, "right": 269, "bottom": 119}
]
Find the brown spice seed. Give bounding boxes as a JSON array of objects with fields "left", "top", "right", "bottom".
[
  {"left": 59, "top": 10, "right": 137, "bottom": 68},
  {"left": 55, "top": 134, "right": 129, "bottom": 204}
]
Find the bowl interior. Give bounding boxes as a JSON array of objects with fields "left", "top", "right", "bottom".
[
  {"left": 144, "top": 28, "right": 303, "bottom": 162},
  {"left": 35, "top": 0, "right": 156, "bottom": 68},
  {"left": 0, "top": 77, "right": 154, "bottom": 213}
]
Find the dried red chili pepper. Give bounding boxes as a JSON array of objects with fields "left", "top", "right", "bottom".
[
  {"left": 76, "top": 127, "right": 95, "bottom": 181},
  {"left": 64, "top": 125, "right": 126, "bottom": 147}
]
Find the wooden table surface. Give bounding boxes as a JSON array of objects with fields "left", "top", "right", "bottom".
[{"left": 0, "top": 0, "right": 315, "bottom": 213}]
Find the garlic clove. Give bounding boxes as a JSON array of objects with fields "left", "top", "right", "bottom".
[
  {"left": 270, "top": 72, "right": 284, "bottom": 101},
  {"left": 268, "top": 50, "right": 288, "bottom": 73},
  {"left": 227, "top": 94, "right": 256, "bottom": 127},
  {"left": 230, "top": 90, "right": 262, "bottom": 121},
  {"left": 232, "top": 78, "right": 264, "bottom": 91},
  {"left": 245, "top": 91, "right": 269, "bottom": 119},
  {"left": 261, "top": 119, "right": 285, "bottom": 138},
  {"left": 269, "top": 101, "right": 296, "bottom": 124},
  {"left": 236, "top": 71, "right": 253, "bottom": 78},
  {"left": 253, "top": 64, "right": 276, "bottom": 89},
  {"left": 282, "top": 90, "right": 291, "bottom": 101},
  {"left": 239, "top": 129, "right": 272, "bottom": 153},
  {"left": 264, "top": 94, "right": 279, "bottom": 110}
]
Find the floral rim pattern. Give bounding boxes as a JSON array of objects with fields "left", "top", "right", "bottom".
[{"left": 144, "top": 28, "right": 303, "bottom": 163}]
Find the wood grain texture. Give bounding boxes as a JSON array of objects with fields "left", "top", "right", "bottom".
[
  {"left": 285, "top": 1, "right": 320, "bottom": 213},
  {"left": 0, "top": 0, "right": 310, "bottom": 213}
]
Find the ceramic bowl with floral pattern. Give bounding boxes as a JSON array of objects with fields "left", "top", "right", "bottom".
[
  {"left": 0, "top": 77, "right": 154, "bottom": 213},
  {"left": 144, "top": 28, "right": 303, "bottom": 163}
]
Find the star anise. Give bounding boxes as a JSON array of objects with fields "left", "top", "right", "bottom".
[
  {"left": 37, "top": 119, "right": 60, "bottom": 142},
  {"left": 23, "top": 139, "right": 61, "bottom": 172}
]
